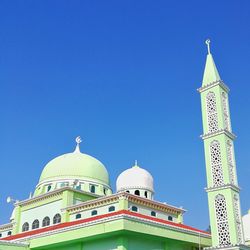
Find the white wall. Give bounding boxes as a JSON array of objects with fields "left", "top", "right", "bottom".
[
  {"left": 128, "top": 201, "right": 177, "bottom": 222},
  {"left": 20, "top": 200, "right": 62, "bottom": 231},
  {"left": 69, "top": 202, "right": 119, "bottom": 221}
]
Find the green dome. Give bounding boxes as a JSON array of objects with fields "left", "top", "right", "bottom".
[{"left": 39, "top": 150, "right": 110, "bottom": 185}]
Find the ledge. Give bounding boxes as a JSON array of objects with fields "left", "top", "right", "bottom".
[
  {"left": 201, "top": 129, "right": 236, "bottom": 140},
  {"left": 205, "top": 184, "right": 240, "bottom": 193},
  {"left": 197, "top": 80, "right": 229, "bottom": 93}
]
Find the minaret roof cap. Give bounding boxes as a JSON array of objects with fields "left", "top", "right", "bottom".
[{"left": 202, "top": 39, "right": 221, "bottom": 86}]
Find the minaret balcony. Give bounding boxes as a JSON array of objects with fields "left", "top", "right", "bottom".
[
  {"left": 197, "top": 80, "right": 229, "bottom": 93},
  {"left": 201, "top": 129, "right": 236, "bottom": 140}
]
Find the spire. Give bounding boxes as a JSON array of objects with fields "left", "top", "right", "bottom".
[
  {"left": 202, "top": 39, "right": 221, "bottom": 86},
  {"left": 74, "top": 136, "right": 82, "bottom": 153}
]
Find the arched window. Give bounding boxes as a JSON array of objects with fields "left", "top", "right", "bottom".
[
  {"left": 90, "top": 185, "right": 96, "bottom": 193},
  {"left": 131, "top": 206, "right": 138, "bottom": 212},
  {"left": 210, "top": 140, "right": 224, "bottom": 187},
  {"left": 7, "top": 231, "right": 12, "bottom": 236},
  {"left": 0, "top": 233, "right": 2, "bottom": 238},
  {"left": 76, "top": 214, "right": 81, "bottom": 219},
  {"left": 168, "top": 216, "right": 173, "bottom": 221},
  {"left": 126, "top": 190, "right": 130, "bottom": 193},
  {"left": 22, "top": 222, "right": 29, "bottom": 232},
  {"left": 47, "top": 185, "right": 52, "bottom": 192},
  {"left": 134, "top": 190, "right": 140, "bottom": 196},
  {"left": 215, "top": 194, "right": 231, "bottom": 246},
  {"left": 206, "top": 92, "right": 219, "bottom": 133},
  {"left": 32, "top": 219, "right": 39, "bottom": 229},
  {"left": 151, "top": 211, "right": 156, "bottom": 217},
  {"left": 91, "top": 210, "right": 97, "bottom": 216},
  {"left": 145, "top": 191, "right": 148, "bottom": 198},
  {"left": 42, "top": 216, "right": 50, "bottom": 227},
  {"left": 108, "top": 206, "right": 115, "bottom": 212},
  {"left": 53, "top": 214, "right": 61, "bottom": 224},
  {"left": 104, "top": 188, "right": 107, "bottom": 195}
]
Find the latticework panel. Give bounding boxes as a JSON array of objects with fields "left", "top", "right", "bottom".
[
  {"left": 222, "top": 92, "right": 231, "bottom": 131},
  {"left": 210, "top": 141, "right": 224, "bottom": 187},
  {"left": 227, "top": 141, "right": 235, "bottom": 185},
  {"left": 215, "top": 194, "right": 231, "bottom": 246},
  {"left": 206, "top": 92, "right": 219, "bottom": 133},
  {"left": 234, "top": 194, "right": 243, "bottom": 244}
]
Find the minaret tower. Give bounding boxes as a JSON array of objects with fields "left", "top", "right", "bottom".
[{"left": 198, "top": 40, "right": 247, "bottom": 249}]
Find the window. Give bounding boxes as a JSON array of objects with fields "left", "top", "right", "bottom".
[
  {"left": 134, "top": 190, "right": 140, "bottom": 196},
  {"left": 151, "top": 211, "right": 156, "bottom": 217},
  {"left": 145, "top": 191, "right": 148, "bottom": 198},
  {"left": 42, "top": 216, "right": 50, "bottom": 227},
  {"left": 60, "top": 182, "right": 69, "bottom": 188},
  {"left": 90, "top": 185, "right": 96, "bottom": 193},
  {"left": 168, "top": 216, "right": 173, "bottom": 221},
  {"left": 131, "top": 206, "right": 138, "bottom": 212},
  {"left": 22, "top": 222, "right": 29, "bottom": 232},
  {"left": 7, "top": 231, "right": 12, "bottom": 236},
  {"left": 47, "top": 185, "right": 52, "bottom": 192},
  {"left": 0, "top": 233, "right": 2, "bottom": 238},
  {"left": 126, "top": 190, "right": 130, "bottom": 193},
  {"left": 53, "top": 214, "right": 61, "bottom": 224},
  {"left": 32, "top": 219, "right": 39, "bottom": 229},
  {"left": 108, "top": 206, "right": 115, "bottom": 212},
  {"left": 91, "top": 210, "right": 98, "bottom": 216},
  {"left": 104, "top": 188, "right": 107, "bottom": 195},
  {"left": 76, "top": 214, "right": 81, "bottom": 219},
  {"left": 74, "top": 181, "right": 82, "bottom": 190}
]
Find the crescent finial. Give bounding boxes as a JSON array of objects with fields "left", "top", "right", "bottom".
[
  {"left": 75, "top": 136, "right": 82, "bottom": 145},
  {"left": 205, "top": 39, "right": 211, "bottom": 54},
  {"left": 74, "top": 136, "right": 82, "bottom": 153}
]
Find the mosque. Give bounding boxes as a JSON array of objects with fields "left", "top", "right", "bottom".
[{"left": 1, "top": 41, "right": 250, "bottom": 250}]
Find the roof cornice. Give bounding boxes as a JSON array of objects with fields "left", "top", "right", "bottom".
[
  {"left": 0, "top": 240, "right": 29, "bottom": 246},
  {"left": 0, "top": 222, "right": 14, "bottom": 230},
  {"left": 64, "top": 192, "right": 185, "bottom": 214},
  {"left": 197, "top": 80, "right": 229, "bottom": 93},
  {"left": 1, "top": 210, "right": 210, "bottom": 243},
  {"left": 16, "top": 187, "right": 100, "bottom": 207}
]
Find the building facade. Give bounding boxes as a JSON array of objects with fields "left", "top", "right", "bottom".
[{"left": 0, "top": 41, "right": 248, "bottom": 250}]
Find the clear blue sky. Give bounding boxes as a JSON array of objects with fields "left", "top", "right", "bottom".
[{"left": 0, "top": 0, "right": 250, "bottom": 230}]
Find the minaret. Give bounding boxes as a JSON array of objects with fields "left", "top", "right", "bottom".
[{"left": 198, "top": 40, "right": 247, "bottom": 249}]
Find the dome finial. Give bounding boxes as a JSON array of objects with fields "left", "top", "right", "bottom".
[
  {"left": 74, "top": 136, "right": 82, "bottom": 153},
  {"left": 133, "top": 160, "right": 139, "bottom": 167},
  {"left": 205, "top": 39, "right": 211, "bottom": 54}
]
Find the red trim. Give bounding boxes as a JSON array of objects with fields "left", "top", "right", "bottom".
[{"left": 1, "top": 210, "right": 210, "bottom": 241}]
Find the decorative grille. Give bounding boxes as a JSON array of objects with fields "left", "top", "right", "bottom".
[
  {"left": 234, "top": 194, "right": 243, "bottom": 244},
  {"left": 206, "top": 92, "right": 219, "bottom": 133},
  {"left": 227, "top": 141, "right": 235, "bottom": 185},
  {"left": 215, "top": 194, "right": 231, "bottom": 246},
  {"left": 222, "top": 92, "right": 231, "bottom": 131},
  {"left": 210, "top": 141, "right": 224, "bottom": 186}
]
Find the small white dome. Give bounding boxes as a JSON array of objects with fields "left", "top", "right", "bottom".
[
  {"left": 242, "top": 210, "right": 250, "bottom": 241},
  {"left": 116, "top": 163, "right": 154, "bottom": 192}
]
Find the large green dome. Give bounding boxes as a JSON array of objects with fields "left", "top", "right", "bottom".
[{"left": 39, "top": 150, "right": 110, "bottom": 185}]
